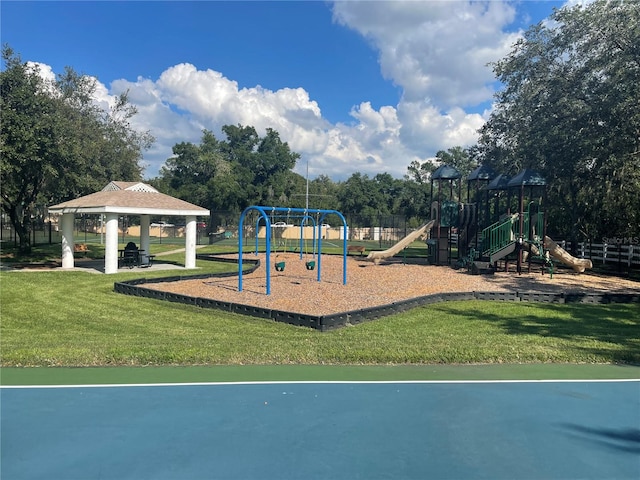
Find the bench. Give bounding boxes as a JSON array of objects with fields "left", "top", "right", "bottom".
[
  {"left": 73, "top": 243, "right": 89, "bottom": 257},
  {"left": 347, "top": 245, "right": 366, "bottom": 256}
]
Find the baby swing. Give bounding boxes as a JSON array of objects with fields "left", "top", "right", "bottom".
[
  {"left": 274, "top": 209, "right": 288, "bottom": 272},
  {"left": 303, "top": 214, "right": 317, "bottom": 270}
]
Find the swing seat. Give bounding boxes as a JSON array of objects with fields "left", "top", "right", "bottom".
[
  {"left": 305, "top": 260, "right": 316, "bottom": 271},
  {"left": 275, "top": 261, "right": 286, "bottom": 272}
]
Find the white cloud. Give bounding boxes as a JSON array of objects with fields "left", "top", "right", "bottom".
[
  {"left": 110, "top": 64, "right": 340, "bottom": 177},
  {"left": 331, "top": 0, "right": 520, "bottom": 108},
  {"left": 30, "top": 2, "right": 532, "bottom": 181},
  {"left": 26, "top": 61, "right": 56, "bottom": 83}
]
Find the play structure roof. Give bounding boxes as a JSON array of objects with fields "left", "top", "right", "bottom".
[
  {"left": 431, "top": 164, "right": 462, "bottom": 180},
  {"left": 467, "top": 164, "right": 496, "bottom": 182},
  {"left": 507, "top": 169, "right": 546, "bottom": 187},
  {"left": 485, "top": 174, "right": 511, "bottom": 190},
  {"left": 48, "top": 181, "right": 210, "bottom": 217}
]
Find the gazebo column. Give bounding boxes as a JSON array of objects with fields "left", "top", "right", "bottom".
[
  {"left": 61, "top": 213, "right": 75, "bottom": 269},
  {"left": 140, "top": 215, "right": 151, "bottom": 258},
  {"left": 104, "top": 213, "right": 119, "bottom": 274},
  {"left": 185, "top": 216, "right": 197, "bottom": 269}
]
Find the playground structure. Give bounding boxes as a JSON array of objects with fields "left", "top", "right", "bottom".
[
  {"left": 427, "top": 164, "right": 593, "bottom": 274},
  {"left": 236, "top": 166, "right": 593, "bottom": 296},
  {"left": 237, "top": 206, "right": 348, "bottom": 295}
]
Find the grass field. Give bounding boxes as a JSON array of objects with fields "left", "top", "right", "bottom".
[{"left": 1, "top": 242, "right": 638, "bottom": 367}]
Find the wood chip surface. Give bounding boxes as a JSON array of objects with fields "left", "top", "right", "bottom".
[{"left": 145, "top": 253, "right": 640, "bottom": 316}]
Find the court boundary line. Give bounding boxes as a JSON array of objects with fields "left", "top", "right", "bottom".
[{"left": 2, "top": 378, "right": 638, "bottom": 389}]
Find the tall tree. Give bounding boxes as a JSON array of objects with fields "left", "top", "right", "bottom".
[
  {"left": 477, "top": 1, "right": 640, "bottom": 242},
  {"left": 308, "top": 175, "right": 339, "bottom": 211},
  {"left": 0, "top": 46, "right": 152, "bottom": 252},
  {"left": 156, "top": 125, "right": 301, "bottom": 229},
  {"left": 405, "top": 159, "right": 435, "bottom": 184},
  {"left": 336, "top": 172, "right": 375, "bottom": 220},
  {"left": 406, "top": 147, "right": 475, "bottom": 184}
]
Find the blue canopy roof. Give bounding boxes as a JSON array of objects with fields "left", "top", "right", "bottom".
[
  {"left": 485, "top": 174, "right": 511, "bottom": 190},
  {"left": 507, "top": 169, "right": 546, "bottom": 187},
  {"left": 431, "top": 164, "right": 462, "bottom": 180},
  {"left": 468, "top": 164, "right": 496, "bottom": 181}
]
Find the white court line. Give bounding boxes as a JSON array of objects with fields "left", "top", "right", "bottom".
[{"left": 1, "top": 378, "right": 638, "bottom": 389}]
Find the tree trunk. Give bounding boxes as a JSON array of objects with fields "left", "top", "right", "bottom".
[{"left": 5, "top": 204, "right": 32, "bottom": 254}]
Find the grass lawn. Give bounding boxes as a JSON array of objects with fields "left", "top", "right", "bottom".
[{"left": 1, "top": 248, "right": 638, "bottom": 366}]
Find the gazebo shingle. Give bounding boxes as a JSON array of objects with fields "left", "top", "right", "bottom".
[{"left": 48, "top": 182, "right": 209, "bottom": 216}]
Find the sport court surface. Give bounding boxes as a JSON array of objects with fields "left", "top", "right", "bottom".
[{"left": 2, "top": 365, "right": 639, "bottom": 480}]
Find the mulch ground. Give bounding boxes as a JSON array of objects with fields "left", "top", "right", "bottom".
[{"left": 143, "top": 253, "right": 640, "bottom": 316}]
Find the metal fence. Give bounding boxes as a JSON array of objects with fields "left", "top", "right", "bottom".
[{"left": 1, "top": 216, "right": 209, "bottom": 247}]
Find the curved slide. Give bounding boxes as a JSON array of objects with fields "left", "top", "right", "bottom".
[
  {"left": 527, "top": 236, "right": 593, "bottom": 273},
  {"left": 366, "top": 220, "right": 436, "bottom": 264},
  {"left": 544, "top": 236, "right": 593, "bottom": 273}
]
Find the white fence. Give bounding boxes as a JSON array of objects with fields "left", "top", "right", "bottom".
[{"left": 561, "top": 241, "right": 640, "bottom": 267}]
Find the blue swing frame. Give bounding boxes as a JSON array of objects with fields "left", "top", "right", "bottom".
[{"left": 238, "top": 206, "right": 348, "bottom": 295}]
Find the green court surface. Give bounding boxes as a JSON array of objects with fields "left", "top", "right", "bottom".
[{"left": 2, "top": 363, "right": 639, "bottom": 386}]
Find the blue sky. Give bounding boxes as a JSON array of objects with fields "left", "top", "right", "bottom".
[{"left": 2, "top": 1, "right": 567, "bottom": 180}]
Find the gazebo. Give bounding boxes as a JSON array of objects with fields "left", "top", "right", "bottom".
[{"left": 48, "top": 181, "right": 210, "bottom": 274}]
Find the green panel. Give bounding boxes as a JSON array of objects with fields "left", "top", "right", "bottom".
[{"left": 440, "top": 200, "right": 459, "bottom": 227}]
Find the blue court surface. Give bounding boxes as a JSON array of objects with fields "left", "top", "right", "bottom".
[{"left": 2, "top": 380, "right": 639, "bottom": 480}]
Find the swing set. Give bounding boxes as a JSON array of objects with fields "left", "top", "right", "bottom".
[
  {"left": 267, "top": 209, "right": 317, "bottom": 272},
  {"left": 238, "top": 206, "right": 348, "bottom": 295}
]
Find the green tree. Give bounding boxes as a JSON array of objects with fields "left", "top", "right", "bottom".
[
  {"left": 254, "top": 128, "right": 301, "bottom": 205},
  {"left": 398, "top": 178, "right": 430, "bottom": 224},
  {"left": 156, "top": 125, "right": 301, "bottom": 229},
  {"left": 372, "top": 172, "right": 403, "bottom": 215},
  {"left": 477, "top": 1, "right": 640, "bottom": 242},
  {"left": 406, "top": 147, "right": 475, "bottom": 184},
  {"left": 336, "top": 172, "right": 404, "bottom": 224},
  {"left": 336, "top": 172, "right": 374, "bottom": 220},
  {"left": 307, "top": 175, "right": 339, "bottom": 211},
  {"left": 405, "top": 159, "right": 435, "bottom": 184},
  {"left": 0, "top": 46, "right": 152, "bottom": 252}
]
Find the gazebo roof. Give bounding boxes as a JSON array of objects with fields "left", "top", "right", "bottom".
[{"left": 48, "top": 181, "right": 209, "bottom": 217}]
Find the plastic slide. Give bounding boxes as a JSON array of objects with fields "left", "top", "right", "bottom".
[
  {"left": 527, "top": 236, "right": 593, "bottom": 273},
  {"left": 366, "top": 220, "right": 436, "bottom": 264},
  {"left": 544, "top": 236, "right": 593, "bottom": 273}
]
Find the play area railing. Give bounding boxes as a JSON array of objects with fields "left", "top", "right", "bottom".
[
  {"left": 481, "top": 214, "right": 517, "bottom": 260},
  {"left": 482, "top": 208, "right": 546, "bottom": 263}
]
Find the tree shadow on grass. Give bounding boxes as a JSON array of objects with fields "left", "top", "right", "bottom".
[
  {"left": 478, "top": 264, "right": 640, "bottom": 296},
  {"left": 432, "top": 302, "right": 640, "bottom": 363}
]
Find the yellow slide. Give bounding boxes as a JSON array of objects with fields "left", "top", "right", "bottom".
[
  {"left": 527, "top": 236, "right": 593, "bottom": 273},
  {"left": 544, "top": 236, "right": 593, "bottom": 273},
  {"left": 366, "top": 220, "right": 436, "bottom": 264}
]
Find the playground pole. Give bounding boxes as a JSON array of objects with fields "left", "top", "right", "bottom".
[{"left": 238, "top": 206, "right": 348, "bottom": 295}]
